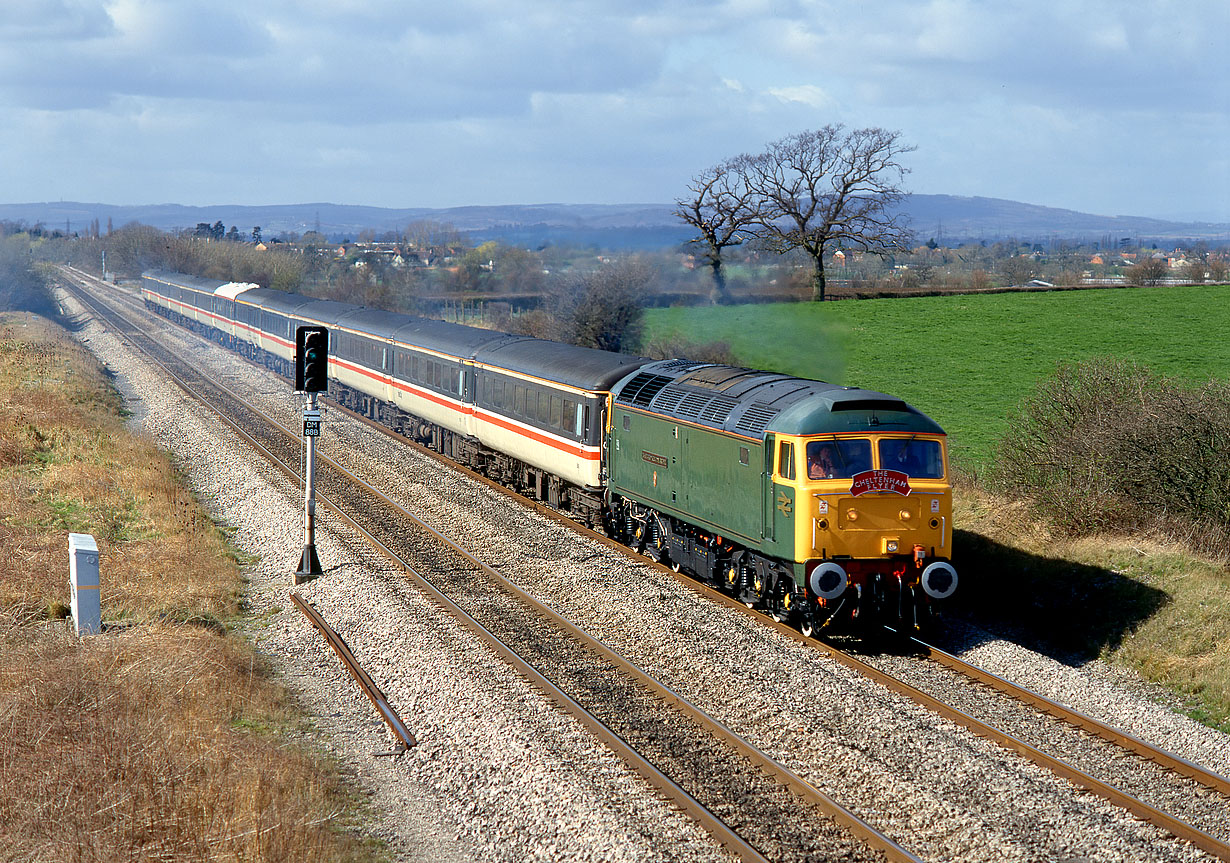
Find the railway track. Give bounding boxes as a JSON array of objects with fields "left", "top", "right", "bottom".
[
  {"left": 58, "top": 266, "right": 1230, "bottom": 862},
  {"left": 57, "top": 269, "right": 919, "bottom": 863},
  {"left": 833, "top": 638, "right": 1230, "bottom": 861},
  {"left": 907, "top": 635, "right": 1230, "bottom": 799}
]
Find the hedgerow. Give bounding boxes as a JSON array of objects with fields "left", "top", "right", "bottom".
[{"left": 992, "top": 357, "right": 1230, "bottom": 558}]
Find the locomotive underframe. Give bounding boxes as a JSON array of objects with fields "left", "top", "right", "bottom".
[{"left": 607, "top": 495, "right": 938, "bottom": 636}]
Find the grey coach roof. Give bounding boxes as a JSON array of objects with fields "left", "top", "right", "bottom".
[{"left": 475, "top": 337, "right": 652, "bottom": 391}]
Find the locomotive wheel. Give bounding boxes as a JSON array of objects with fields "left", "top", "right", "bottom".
[
  {"left": 769, "top": 585, "right": 792, "bottom": 623},
  {"left": 799, "top": 617, "right": 816, "bottom": 638}
]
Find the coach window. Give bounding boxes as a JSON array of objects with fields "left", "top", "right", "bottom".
[
  {"left": 537, "top": 391, "right": 549, "bottom": 424},
  {"left": 550, "top": 395, "right": 563, "bottom": 430},
  {"left": 778, "top": 441, "right": 796, "bottom": 480}
]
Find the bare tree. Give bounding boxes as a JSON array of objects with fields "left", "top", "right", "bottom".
[
  {"left": 1207, "top": 257, "right": 1227, "bottom": 283},
  {"left": 738, "top": 126, "right": 915, "bottom": 301},
  {"left": 675, "top": 159, "right": 757, "bottom": 304},
  {"left": 528, "top": 260, "right": 650, "bottom": 353},
  {"left": 1129, "top": 256, "right": 1167, "bottom": 286},
  {"left": 999, "top": 255, "right": 1034, "bottom": 287}
]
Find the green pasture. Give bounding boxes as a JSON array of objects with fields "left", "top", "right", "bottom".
[{"left": 643, "top": 284, "right": 1230, "bottom": 468}]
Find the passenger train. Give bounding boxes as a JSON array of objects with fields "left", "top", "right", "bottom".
[{"left": 141, "top": 270, "right": 957, "bottom": 635}]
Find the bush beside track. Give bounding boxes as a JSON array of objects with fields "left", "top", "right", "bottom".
[
  {"left": 0, "top": 313, "right": 382, "bottom": 862},
  {"left": 967, "top": 357, "right": 1230, "bottom": 731}
]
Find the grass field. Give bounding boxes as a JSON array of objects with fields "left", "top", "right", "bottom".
[{"left": 644, "top": 284, "right": 1230, "bottom": 467}]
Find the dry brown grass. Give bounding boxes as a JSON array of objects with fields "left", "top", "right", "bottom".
[
  {"left": 0, "top": 624, "right": 371, "bottom": 862},
  {"left": 0, "top": 313, "right": 382, "bottom": 862},
  {"left": 954, "top": 481, "right": 1230, "bottom": 732}
]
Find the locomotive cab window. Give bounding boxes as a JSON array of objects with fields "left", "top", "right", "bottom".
[
  {"left": 806, "top": 439, "right": 871, "bottom": 480},
  {"left": 777, "top": 441, "right": 796, "bottom": 480},
  {"left": 878, "top": 438, "right": 944, "bottom": 478}
]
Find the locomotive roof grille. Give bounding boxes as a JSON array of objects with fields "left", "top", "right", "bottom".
[
  {"left": 676, "top": 391, "right": 712, "bottom": 419},
  {"left": 651, "top": 386, "right": 689, "bottom": 414},
  {"left": 621, "top": 372, "right": 673, "bottom": 406},
  {"left": 735, "top": 403, "right": 781, "bottom": 436},
  {"left": 698, "top": 395, "right": 739, "bottom": 425},
  {"left": 655, "top": 359, "right": 704, "bottom": 373}
]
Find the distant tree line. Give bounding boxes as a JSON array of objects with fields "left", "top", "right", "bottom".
[
  {"left": 12, "top": 202, "right": 1229, "bottom": 356},
  {"left": 192, "top": 221, "right": 262, "bottom": 244}
]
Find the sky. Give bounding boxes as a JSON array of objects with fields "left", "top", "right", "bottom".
[{"left": 2, "top": 0, "right": 1227, "bottom": 221}]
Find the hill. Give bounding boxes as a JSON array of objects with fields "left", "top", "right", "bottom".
[{"left": 3, "top": 196, "right": 1228, "bottom": 248}]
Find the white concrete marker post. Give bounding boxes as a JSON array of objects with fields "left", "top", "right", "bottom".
[{"left": 68, "top": 532, "right": 101, "bottom": 636}]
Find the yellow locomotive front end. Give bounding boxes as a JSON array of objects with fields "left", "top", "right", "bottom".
[{"left": 780, "top": 432, "right": 957, "bottom": 633}]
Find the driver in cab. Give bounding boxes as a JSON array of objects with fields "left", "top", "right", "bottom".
[{"left": 808, "top": 444, "right": 838, "bottom": 480}]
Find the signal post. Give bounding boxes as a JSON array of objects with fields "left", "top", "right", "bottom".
[{"left": 294, "top": 325, "right": 329, "bottom": 583}]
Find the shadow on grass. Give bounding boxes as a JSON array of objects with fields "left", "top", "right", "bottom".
[{"left": 946, "top": 528, "right": 1169, "bottom": 664}]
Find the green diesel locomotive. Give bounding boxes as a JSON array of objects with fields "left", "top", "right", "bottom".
[{"left": 605, "top": 360, "right": 957, "bottom": 635}]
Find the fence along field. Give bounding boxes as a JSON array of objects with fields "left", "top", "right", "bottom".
[{"left": 643, "top": 283, "right": 1230, "bottom": 468}]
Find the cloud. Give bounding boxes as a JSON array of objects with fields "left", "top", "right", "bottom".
[
  {"left": 0, "top": 0, "right": 115, "bottom": 39},
  {"left": 766, "top": 84, "right": 835, "bottom": 109},
  {"left": 0, "top": 0, "right": 1225, "bottom": 218}
]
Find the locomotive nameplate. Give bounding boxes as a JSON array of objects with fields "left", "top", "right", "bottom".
[
  {"left": 641, "top": 450, "right": 668, "bottom": 468},
  {"left": 850, "top": 469, "right": 911, "bottom": 497}
]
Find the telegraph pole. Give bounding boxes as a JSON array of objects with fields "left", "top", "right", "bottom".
[{"left": 294, "top": 326, "right": 328, "bottom": 583}]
